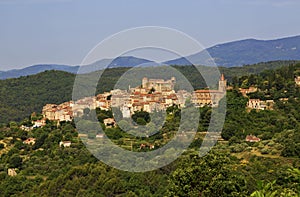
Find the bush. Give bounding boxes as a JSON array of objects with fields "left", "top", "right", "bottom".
[
  {"left": 260, "top": 148, "right": 270, "bottom": 154},
  {"left": 9, "top": 155, "right": 23, "bottom": 168},
  {"left": 0, "top": 143, "right": 4, "bottom": 150},
  {"left": 230, "top": 143, "right": 248, "bottom": 153},
  {"left": 270, "top": 150, "right": 277, "bottom": 155},
  {"left": 267, "top": 140, "right": 275, "bottom": 147}
]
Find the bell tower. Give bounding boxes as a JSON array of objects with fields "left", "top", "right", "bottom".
[
  {"left": 142, "top": 77, "right": 148, "bottom": 88},
  {"left": 218, "top": 74, "right": 227, "bottom": 92}
]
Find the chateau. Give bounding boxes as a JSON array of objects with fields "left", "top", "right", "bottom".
[{"left": 142, "top": 77, "right": 176, "bottom": 93}]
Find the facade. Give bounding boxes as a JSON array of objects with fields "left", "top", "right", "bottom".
[
  {"left": 142, "top": 77, "right": 176, "bottom": 92},
  {"left": 42, "top": 102, "right": 73, "bottom": 122},
  {"left": 247, "top": 99, "right": 274, "bottom": 110},
  {"left": 59, "top": 141, "right": 72, "bottom": 147},
  {"left": 192, "top": 74, "right": 226, "bottom": 107},
  {"left": 8, "top": 168, "right": 17, "bottom": 176},
  {"left": 33, "top": 118, "right": 46, "bottom": 128}
]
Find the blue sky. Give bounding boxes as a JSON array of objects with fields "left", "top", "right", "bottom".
[{"left": 0, "top": 0, "right": 299, "bottom": 70}]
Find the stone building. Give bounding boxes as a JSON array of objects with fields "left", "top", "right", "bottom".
[
  {"left": 295, "top": 76, "right": 300, "bottom": 86},
  {"left": 191, "top": 74, "right": 226, "bottom": 107},
  {"left": 247, "top": 99, "right": 274, "bottom": 110},
  {"left": 8, "top": 168, "right": 17, "bottom": 176},
  {"left": 142, "top": 77, "right": 176, "bottom": 92},
  {"left": 42, "top": 102, "right": 73, "bottom": 122}
]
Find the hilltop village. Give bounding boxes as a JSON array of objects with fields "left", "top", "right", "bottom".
[
  {"left": 40, "top": 73, "right": 300, "bottom": 123},
  {"left": 41, "top": 74, "right": 227, "bottom": 122},
  {"left": 24, "top": 72, "right": 300, "bottom": 128}
]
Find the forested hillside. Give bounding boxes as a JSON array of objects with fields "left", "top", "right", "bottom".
[
  {"left": 0, "top": 63, "right": 300, "bottom": 196},
  {"left": 0, "top": 71, "right": 75, "bottom": 123},
  {"left": 0, "top": 60, "right": 298, "bottom": 124}
]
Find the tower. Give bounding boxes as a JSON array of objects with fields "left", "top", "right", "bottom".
[
  {"left": 171, "top": 77, "right": 176, "bottom": 90},
  {"left": 218, "top": 74, "right": 227, "bottom": 92},
  {"left": 142, "top": 77, "right": 148, "bottom": 88}
]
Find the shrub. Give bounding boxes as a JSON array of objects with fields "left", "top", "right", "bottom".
[{"left": 260, "top": 148, "right": 270, "bottom": 154}]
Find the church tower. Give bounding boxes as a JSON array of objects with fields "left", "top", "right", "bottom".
[
  {"left": 142, "top": 77, "right": 148, "bottom": 89},
  {"left": 218, "top": 74, "right": 227, "bottom": 92}
]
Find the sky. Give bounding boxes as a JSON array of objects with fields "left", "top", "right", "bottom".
[{"left": 0, "top": 0, "right": 299, "bottom": 70}]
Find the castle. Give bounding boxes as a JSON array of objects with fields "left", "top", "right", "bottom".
[{"left": 142, "top": 77, "right": 176, "bottom": 93}]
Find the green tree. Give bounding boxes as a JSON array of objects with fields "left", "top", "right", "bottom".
[
  {"left": 167, "top": 151, "right": 248, "bottom": 196},
  {"left": 9, "top": 155, "right": 23, "bottom": 169}
]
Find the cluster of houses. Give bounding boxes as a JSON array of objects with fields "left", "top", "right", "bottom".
[
  {"left": 28, "top": 74, "right": 300, "bottom": 126},
  {"left": 243, "top": 75, "right": 300, "bottom": 110},
  {"left": 42, "top": 101, "right": 74, "bottom": 122},
  {"left": 239, "top": 86, "right": 275, "bottom": 111},
  {"left": 20, "top": 118, "right": 47, "bottom": 131},
  {"left": 247, "top": 99, "right": 275, "bottom": 110},
  {"left": 41, "top": 75, "right": 227, "bottom": 122}
]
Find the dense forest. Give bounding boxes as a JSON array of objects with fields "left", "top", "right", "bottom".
[{"left": 0, "top": 62, "right": 299, "bottom": 196}]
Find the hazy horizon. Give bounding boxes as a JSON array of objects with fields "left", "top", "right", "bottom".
[{"left": 1, "top": 0, "right": 300, "bottom": 70}]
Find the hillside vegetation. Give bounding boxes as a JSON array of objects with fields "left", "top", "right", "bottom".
[
  {"left": 0, "top": 63, "right": 300, "bottom": 196},
  {"left": 0, "top": 60, "right": 298, "bottom": 124}
]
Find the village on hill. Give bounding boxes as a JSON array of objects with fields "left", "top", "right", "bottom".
[{"left": 41, "top": 74, "right": 227, "bottom": 123}]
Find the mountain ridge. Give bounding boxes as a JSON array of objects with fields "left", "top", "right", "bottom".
[
  {"left": 165, "top": 35, "right": 300, "bottom": 67},
  {"left": 1, "top": 35, "right": 300, "bottom": 79},
  {"left": 0, "top": 56, "right": 154, "bottom": 80}
]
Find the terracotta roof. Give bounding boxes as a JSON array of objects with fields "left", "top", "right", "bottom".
[
  {"left": 245, "top": 135, "right": 261, "bottom": 142},
  {"left": 194, "top": 90, "right": 222, "bottom": 93}
]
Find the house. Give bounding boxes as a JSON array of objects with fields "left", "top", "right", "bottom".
[
  {"left": 103, "top": 118, "right": 115, "bottom": 128},
  {"left": 245, "top": 135, "right": 261, "bottom": 142},
  {"left": 239, "top": 87, "right": 258, "bottom": 97},
  {"left": 7, "top": 168, "right": 17, "bottom": 176},
  {"left": 59, "top": 141, "right": 72, "bottom": 147},
  {"left": 247, "top": 99, "right": 261, "bottom": 109},
  {"left": 264, "top": 100, "right": 275, "bottom": 110},
  {"left": 247, "top": 99, "right": 274, "bottom": 110},
  {"left": 96, "top": 134, "right": 104, "bottom": 138},
  {"left": 20, "top": 125, "right": 32, "bottom": 131},
  {"left": 23, "top": 138, "right": 36, "bottom": 145},
  {"left": 295, "top": 76, "right": 300, "bottom": 86},
  {"left": 33, "top": 118, "right": 46, "bottom": 128},
  {"left": 42, "top": 102, "right": 73, "bottom": 122}
]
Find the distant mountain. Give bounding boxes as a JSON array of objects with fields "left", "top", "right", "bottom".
[
  {"left": 0, "top": 64, "right": 79, "bottom": 80},
  {"left": 2, "top": 35, "right": 300, "bottom": 79},
  {"left": 165, "top": 35, "right": 300, "bottom": 67},
  {"left": 77, "top": 56, "right": 156, "bottom": 74},
  {"left": 0, "top": 56, "right": 155, "bottom": 79}
]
